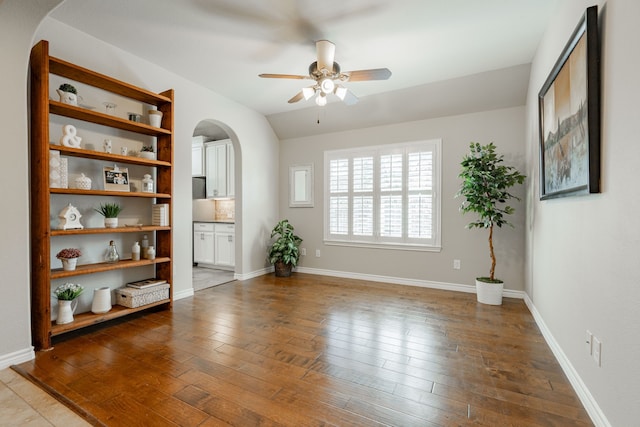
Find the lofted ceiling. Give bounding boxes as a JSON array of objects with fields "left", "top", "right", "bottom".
[{"left": 49, "top": 0, "right": 560, "bottom": 139}]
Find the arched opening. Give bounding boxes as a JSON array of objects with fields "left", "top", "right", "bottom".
[{"left": 191, "top": 119, "right": 240, "bottom": 291}]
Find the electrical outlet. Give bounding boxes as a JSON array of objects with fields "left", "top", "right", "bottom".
[
  {"left": 593, "top": 336, "right": 602, "bottom": 367},
  {"left": 453, "top": 259, "right": 461, "bottom": 270},
  {"left": 300, "top": 247, "right": 306, "bottom": 256},
  {"left": 586, "top": 330, "right": 593, "bottom": 355},
  {"left": 315, "top": 249, "right": 321, "bottom": 257}
]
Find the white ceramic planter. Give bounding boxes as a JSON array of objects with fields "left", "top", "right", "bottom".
[
  {"left": 91, "top": 287, "right": 112, "bottom": 314},
  {"left": 60, "top": 258, "right": 78, "bottom": 271},
  {"left": 475, "top": 279, "right": 504, "bottom": 305},
  {"left": 139, "top": 151, "right": 156, "bottom": 160},
  {"left": 104, "top": 217, "right": 118, "bottom": 228}
]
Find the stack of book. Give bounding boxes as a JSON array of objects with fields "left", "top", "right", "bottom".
[
  {"left": 152, "top": 203, "right": 170, "bottom": 226},
  {"left": 126, "top": 278, "right": 167, "bottom": 289}
]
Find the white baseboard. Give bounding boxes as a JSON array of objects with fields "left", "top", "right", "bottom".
[
  {"left": 235, "top": 267, "right": 273, "bottom": 281},
  {"left": 295, "top": 266, "right": 525, "bottom": 299},
  {"left": 0, "top": 347, "right": 35, "bottom": 370},
  {"left": 174, "top": 287, "right": 194, "bottom": 300},
  {"left": 523, "top": 294, "right": 610, "bottom": 427}
]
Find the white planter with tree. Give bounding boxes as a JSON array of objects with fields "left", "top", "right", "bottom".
[{"left": 456, "top": 142, "right": 526, "bottom": 305}]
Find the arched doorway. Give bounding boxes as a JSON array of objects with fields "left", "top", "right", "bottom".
[{"left": 191, "top": 119, "right": 240, "bottom": 291}]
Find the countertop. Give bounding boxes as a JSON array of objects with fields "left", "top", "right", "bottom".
[{"left": 193, "top": 220, "right": 235, "bottom": 224}]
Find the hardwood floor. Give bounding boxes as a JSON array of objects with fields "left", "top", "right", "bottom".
[{"left": 13, "top": 274, "right": 593, "bottom": 426}]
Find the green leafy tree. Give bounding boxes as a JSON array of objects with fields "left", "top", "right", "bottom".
[
  {"left": 456, "top": 142, "right": 526, "bottom": 282},
  {"left": 268, "top": 219, "right": 303, "bottom": 267}
]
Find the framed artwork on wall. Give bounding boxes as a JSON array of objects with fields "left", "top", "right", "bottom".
[{"left": 538, "top": 5, "right": 600, "bottom": 200}]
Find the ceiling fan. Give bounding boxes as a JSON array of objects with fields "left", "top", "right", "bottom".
[{"left": 259, "top": 40, "right": 392, "bottom": 106}]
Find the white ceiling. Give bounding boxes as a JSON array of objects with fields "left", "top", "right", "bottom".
[{"left": 50, "top": 0, "right": 559, "bottom": 138}]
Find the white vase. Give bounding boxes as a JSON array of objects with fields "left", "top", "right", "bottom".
[
  {"left": 148, "top": 110, "right": 163, "bottom": 127},
  {"left": 56, "top": 89, "right": 78, "bottom": 106},
  {"left": 475, "top": 279, "right": 504, "bottom": 305},
  {"left": 60, "top": 258, "right": 78, "bottom": 271},
  {"left": 56, "top": 299, "right": 78, "bottom": 325},
  {"left": 91, "top": 287, "right": 112, "bottom": 314},
  {"left": 104, "top": 217, "right": 118, "bottom": 228}
]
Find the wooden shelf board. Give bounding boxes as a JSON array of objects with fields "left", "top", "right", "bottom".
[
  {"left": 50, "top": 188, "right": 171, "bottom": 198},
  {"left": 51, "top": 299, "right": 171, "bottom": 336},
  {"left": 50, "top": 144, "right": 171, "bottom": 167},
  {"left": 50, "top": 101, "right": 171, "bottom": 137},
  {"left": 49, "top": 57, "right": 171, "bottom": 106},
  {"left": 51, "top": 257, "right": 170, "bottom": 279},
  {"left": 51, "top": 226, "right": 170, "bottom": 236}
]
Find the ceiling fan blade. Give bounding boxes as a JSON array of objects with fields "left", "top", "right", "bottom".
[
  {"left": 316, "top": 40, "right": 336, "bottom": 73},
  {"left": 288, "top": 91, "right": 306, "bottom": 103},
  {"left": 259, "top": 73, "right": 309, "bottom": 79},
  {"left": 344, "top": 68, "right": 392, "bottom": 82},
  {"left": 335, "top": 86, "right": 359, "bottom": 105}
]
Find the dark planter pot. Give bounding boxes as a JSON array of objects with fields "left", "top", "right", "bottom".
[{"left": 274, "top": 261, "right": 292, "bottom": 277}]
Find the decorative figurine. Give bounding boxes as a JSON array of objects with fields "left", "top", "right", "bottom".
[{"left": 60, "top": 124, "right": 82, "bottom": 148}]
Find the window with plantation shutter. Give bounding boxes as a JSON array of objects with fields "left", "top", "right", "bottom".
[{"left": 324, "top": 139, "right": 441, "bottom": 251}]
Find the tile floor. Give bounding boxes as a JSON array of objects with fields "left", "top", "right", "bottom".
[
  {"left": 0, "top": 367, "right": 88, "bottom": 426},
  {"left": 1, "top": 268, "right": 233, "bottom": 425}
]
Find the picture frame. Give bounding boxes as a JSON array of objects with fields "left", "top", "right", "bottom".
[
  {"left": 103, "top": 165, "right": 130, "bottom": 192},
  {"left": 538, "top": 5, "right": 600, "bottom": 200},
  {"left": 289, "top": 164, "right": 314, "bottom": 208}
]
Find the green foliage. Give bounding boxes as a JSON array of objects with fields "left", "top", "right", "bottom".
[
  {"left": 53, "top": 283, "right": 84, "bottom": 300},
  {"left": 141, "top": 145, "right": 154, "bottom": 152},
  {"left": 58, "top": 83, "right": 77, "bottom": 94},
  {"left": 94, "top": 203, "right": 123, "bottom": 218},
  {"left": 267, "top": 219, "right": 303, "bottom": 267},
  {"left": 456, "top": 142, "right": 525, "bottom": 281}
]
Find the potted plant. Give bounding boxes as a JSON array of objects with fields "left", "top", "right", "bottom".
[
  {"left": 53, "top": 282, "right": 84, "bottom": 325},
  {"left": 456, "top": 142, "right": 526, "bottom": 305},
  {"left": 94, "top": 203, "right": 123, "bottom": 228},
  {"left": 57, "top": 83, "right": 78, "bottom": 106},
  {"left": 56, "top": 248, "right": 82, "bottom": 271},
  {"left": 268, "top": 219, "right": 302, "bottom": 277},
  {"left": 139, "top": 145, "right": 156, "bottom": 160}
]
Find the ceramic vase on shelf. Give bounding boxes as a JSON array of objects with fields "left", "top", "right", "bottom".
[
  {"left": 91, "top": 287, "right": 112, "bottom": 314},
  {"left": 56, "top": 299, "right": 78, "bottom": 325},
  {"left": 60, "top": 258, "right": 78, "bottom": 271},
  {"left": 148, "top": 109, "right": 163, "bottom": 127},
  {"left": 104, "top": 217, "right": 118, "bottom": 228}
]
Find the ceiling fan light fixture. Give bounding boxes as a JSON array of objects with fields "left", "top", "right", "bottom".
[
  {"left": 315, "top": 93, "right": 327, "bottom": 106},
  {"left": 302, "top": 86, "right": 316, "bottom": 100},
  {"left": 334, "top": 86, "right": 347, "bottom": 100},
  {"left": 319, "top": 78, "right": 335, "bottom": 94}
]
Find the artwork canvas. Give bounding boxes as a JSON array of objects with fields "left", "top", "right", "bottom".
[{"left": 538, "top": 6, "right": 600, "bottom": 199}]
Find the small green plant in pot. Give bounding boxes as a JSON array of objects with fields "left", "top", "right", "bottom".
[
  {"left": 456, "top": 142, "right": 526, "bottom": 305},
  {"left": 57, "top": 83, "right": 78, "bottom": 106},
  {"left": 139, "top": 145, "right": 156, "bottom": 159},
  {"left": 94, "top": 203, "right": 123, "bottom": 228},
  {"left": 268, "top": 219, "right": 302, "bottom": 277}
]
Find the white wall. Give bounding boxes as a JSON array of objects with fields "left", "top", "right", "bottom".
[
  {"left": 525, "top": 0, "right": 640, "bottom": 425},
  {"left": 0, "top": 1, "right": 279, "bottom": 367},
  {"left": 280, "top": 107, "right": 527, "bottom": 290}
]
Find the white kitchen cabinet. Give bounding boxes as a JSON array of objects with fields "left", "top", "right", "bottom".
[
  {"left": 214, "top": 223, "right": 235, "bottom": 268},
  {"left": 193, "top": 222, "right": 214, "bottom": 265},
  {"left": 192, "top": 137, "right": 205, "bottom": 176},
  {"left": 205, "top": 139, "right": 234, "bottom": 198}
]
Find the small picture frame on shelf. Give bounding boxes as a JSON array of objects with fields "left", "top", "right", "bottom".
[{"left": 103, "top": 165, "right": 130, "bottom": 192}]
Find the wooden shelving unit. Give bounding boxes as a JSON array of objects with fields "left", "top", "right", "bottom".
[{"left": 29, "top": 40, "right": 174, "bottom": 350}]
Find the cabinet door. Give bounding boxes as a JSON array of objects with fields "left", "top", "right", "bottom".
[
  {"left": 226, "top": 142, "right": 235, "bottom": 197},
  {"left": 205, "top": 143, "right": 227, "bottom": 197},
  {"left": 214, "top": 232, "right": 235, "bottom": 267},
  {"left": 193, "top": 231, "right": 215, "bottom": 264},
  {"left": 192, "top": 142, "right": 204, "bottom": 176}
]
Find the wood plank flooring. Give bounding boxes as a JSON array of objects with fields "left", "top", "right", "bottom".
[{"left": 14, "top": 273, "right": 593, "bottom": 426}]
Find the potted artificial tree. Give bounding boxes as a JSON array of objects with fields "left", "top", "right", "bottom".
[
  {"left": 268, "top": 219, "right": 302, "bottom": 277},
  {"left": 456, "top": 142, "right": 526, "bottom": 305},
  {"left": 94, "top": 203, "right": 123, "bottom": 228}
]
